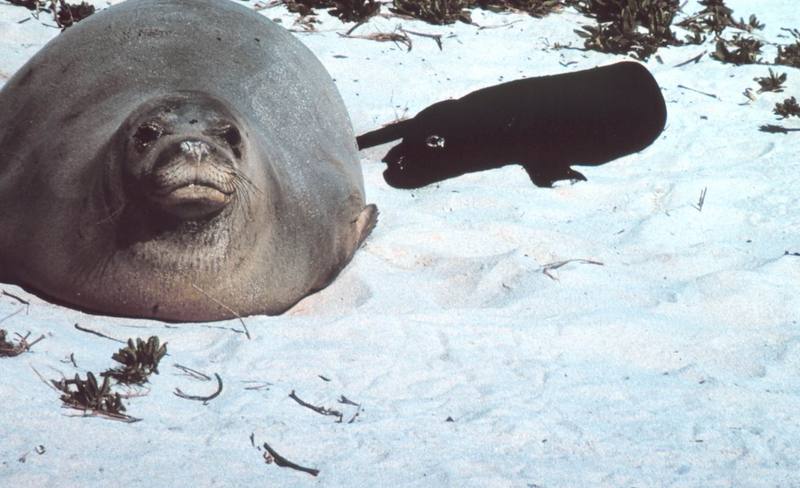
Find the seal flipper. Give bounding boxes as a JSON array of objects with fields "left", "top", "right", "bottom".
[
  {"left": 354, "top": 204, "right": 379, "bottom": 248},
  {"left": 521, "top": 163, "right": 586, "bottom": 188}
]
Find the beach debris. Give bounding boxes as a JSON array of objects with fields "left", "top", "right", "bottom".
[
  {"left": 692, "top": 187, "right": 708, "bottom": 212},
  {"left": 571, "top": 0, "right": 681, "bottom": 60},
  {"left": 475, "top": 0, "right": 562, "bottom": 18},
  {"left": 338, "top": 395, "right": 363, "bottom": 423},
  {"left": 102, "top": 336, "right": 168, "bottom": 385},
  {"left": 174, "top": 372, "right": 223, "bottom": 405},
  {"left": 329, "top": 0, "right": 381, "bottom": 21},
  {"left": 174, "top": 363, "right": 212, "bottom": 381},
  {"left": 712, "top": 33, "right": 763, "bottom": 64},
  {"left": 256, "top": 438, "right": 320, "bottom": 477},
  {"left": 282, "top": 0, "right": 379, "bottom": 22},
  {"left": 17, "top": 445, "right": 46, "bottom": 463},
  {"left": 755, "top": 69, "right": 787, "bottom": 93},
  {"left": 541, "top": 258, "right": 603, "bottom": 281},
  {"left": 73, "top": 323, "right": 126, "bottom": 344},
  {"left": 190, "top": 284, "right": 251, "bottom": 340},
  {"left": 390, "top": 0, "right": 472, "bottom": 25},
  {"left": 677, "top": 0, "right": 762, "bottom": 38},
  {"left": 52, "top": 372, "right": 139, "bottom": 422},
  {"left": 340, "top": 27, "right": 413, "bottom": 51},
  {"left": 759, "top": 124, "right": 800, "bottom": 134},
  {"left": 289, "top": 390, "right": 345, "bottom": 422},
  {"left": 53, "top": 0, "right": 94, "bottom": 29},
  {"left": 776, "top": 29, "right": 800, "bottom": 68},
  {"left": 9, "top": 0, "right": 94, "bottom": 28},
  {"left": 774, "top": 97, "right": 800, "bottom": 119},
  {"left": 1, "top": 289, "right": 30, "bottom": 306},
  {"left": 0, "top": 329, "right": 45, "bottom": 357}
]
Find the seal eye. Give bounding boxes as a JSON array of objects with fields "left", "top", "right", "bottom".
[
  {"left": 425, "top": 135, "right": 445, "bottom": 149},
  {"left": 219, "top": 125, "right": 241, "bottom": 148},
  {"left": 133, "top": 123, "right": 164, "bottom": 149}
]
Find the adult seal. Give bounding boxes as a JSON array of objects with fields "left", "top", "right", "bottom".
[{"left": 0, "top": 0, "right": 377, "bottom": 321}]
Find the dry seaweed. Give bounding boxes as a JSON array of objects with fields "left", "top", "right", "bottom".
[
  {"left": 711, "top": 34, "right": 762, "bottom": 65},
  {"left": 755, "top": 69, "right": 787, "bottom": 94},
  {"left": 774, "top": 97, "right": 800, "bottom": 119},
  {"left": 52, "top": 0, "right": 95, "bottom": 29},
  {"left": 390, "top": 0, "right": 472, "bottom": 25},
  {"left": 475, "top": 0, "right": 562, "bottom": 18},
  {"left": 282, "top": 0, "right": 379, "bottom": 21},
  {"left": 52, "top": 372, "right": 137, "bottom": 421},
  {"left": 102, "top": 336, "right": 167, "bottom": 385},
  {"left": 678, "top": 0, "right": 762, "bottom": 40},
  {"left": 8, "top": 0, "right": 45, "bottom": 9},
  {"left": 329, "top": 0, "right": 380, "bottom": 21},
  {"left": 775, "top": 29, "right": 800, "bottom": 69},
  {"left": 759, "top": 124, "right": 800, "bottom": 134},
  {"left": 571, "top": 0, "right": 681, "bottom": 60},
  {"left": 283, "top": 0, "right": 333, "bottom": 17},
  {"left": 0, "top": 329, "right": 45, "bottom": 357}
]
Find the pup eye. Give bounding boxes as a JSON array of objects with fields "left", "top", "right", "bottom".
[
  {"left": 219, "top": 125, "right": 241, "bottom": 147},
  {"left": 133, "top": 123, "right": 164, "bottom": 149},
  {"left": 425, "top": 135, "right": 445, "bottom": 149}
]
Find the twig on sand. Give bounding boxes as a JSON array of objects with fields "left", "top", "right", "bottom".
[
  {"left": 253, "top": 0, "right": 282, "bottom": 10},
  {"left": 60, "top": 352, "right": 78, "bottom": 368},
  {"left": 338, "top": 395, "right": 363, "bottom": 423},
  {"left": 0, "top": 308, "right": 24, "bottom": 326},
  {"left": 242, "top": 380, "right": 272, "bottom": 391},
  {"left": 190, "top": 284, "right": 251, "bottom": 340},
  {"left": 2, "top": 290, "right": 30, "bottom": 306},
  {"left": 262, "top": 441, "right": 320, "bottom": 477},
  {"left": 760, "top": 124, "right": 800, "bottom": 134},
  {"left": 542, "top": 259, "right": 604, "bottom": 281},
  {"left": 289, "top": 390, "right": 344, "bottom": 422},
  {"left": 173, "top": 363, "right": 212, "bottom": 381},
  {"left": 477, "top": 19, "right": 523, "bottom": 30},
  {"left": 174, "top": 373, "right": 223, "bottom": 405},
  {"left": 0, "top": 330, "right": 46, "bottom": 357},
  {"left": 338, "top": 395, "right": 360, "bottom": 406},
  {"left": 674, "top": 51, "right": 706, "bottom": 68},
  {"left": 339, "top": 28, "right": 412, "bottom": 51},
  {"left": 693, "top": 187, "right": 708, "bottom": 211},
  {"left": 345, "top": 20, "right": 366, "bottom": 36},
  {"left": 677, "top": 84, "right": 720, "bottom": 99},
  {"left": 400, "top": 28, "right": 443, "bottom": 50},
  {"left": 30, "top": 364, "right": 60, "bottom": 392},
  {"left": 73, "top": 323, "right": 126, "bottom": 344}
]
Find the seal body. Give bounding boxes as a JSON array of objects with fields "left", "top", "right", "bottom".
[
  {"left": 358, "top": 62, "right": 667, "bottom": 188},
  {"left": 0, "top": 0, "right": 377, "bottom": 321}
]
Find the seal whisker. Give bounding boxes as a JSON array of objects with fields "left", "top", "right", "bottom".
[{"left": 96, "top": 200, "right": 127, "bottom": 226}]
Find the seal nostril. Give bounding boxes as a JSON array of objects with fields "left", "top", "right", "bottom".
[{"left": 180, "top": 140, "right": 211, "bottom": 161}]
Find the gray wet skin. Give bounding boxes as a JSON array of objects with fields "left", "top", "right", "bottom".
[{"left": 0, "top": 0, "right": 377, "bottom": 321}]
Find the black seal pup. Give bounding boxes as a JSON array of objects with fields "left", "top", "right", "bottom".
[{"left": 358, "top": 61, "right": 667, "bottom": 188}]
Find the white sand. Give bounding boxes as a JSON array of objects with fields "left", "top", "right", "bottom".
[{"left": 1, "top": 1, "right": 799, "bottom": 486}]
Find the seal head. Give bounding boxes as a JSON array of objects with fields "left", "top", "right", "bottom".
[{"left": 121, "top": 93, "right": 246, "bottom": 222}]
